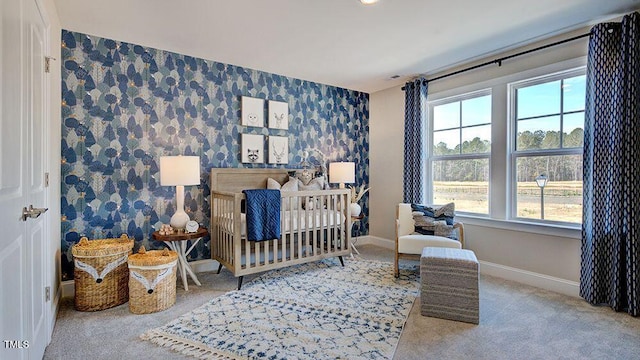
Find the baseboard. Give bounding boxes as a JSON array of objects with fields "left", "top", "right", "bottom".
[
  {"left": 189, "top": 259, "right": 220, "bottom": 273},
  {"left": 479, "top": 260, "right": 580, "bottom": 298},
  {"left": 60, "top": 259, "right": 222, "bottom": 298},
  {"left": 359, "top": 235, "right": 580, "bottom": 297},
  {"left": 59, "top": 248, "right": 579, "bottom": 298},
  {"left": 61, "top": 280, "right": 74, "bottom": 299}
]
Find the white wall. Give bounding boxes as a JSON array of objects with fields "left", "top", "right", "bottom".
[
  {"left": 369, "top": 86, "right": 405, "bottom": 242},
  {"left": 369, "top": 28, "right": 591, "bottom": 291}
]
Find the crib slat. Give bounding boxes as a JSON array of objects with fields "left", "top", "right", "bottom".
[
  {"left": 264, "top": 235, "right": 269, "bottom": 265},
  {"left": 289, "top": 196, "right": 294, "bottom": 261},
  {"left": 297, "top": 197, "right": 302, "bottom": 260},
  {"left": 313, "top": 195, "right": 318, "bottom": 253}
]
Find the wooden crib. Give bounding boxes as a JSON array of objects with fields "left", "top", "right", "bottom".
[{"left": 210, "top": 168, "right": 352, "bottom": 289}]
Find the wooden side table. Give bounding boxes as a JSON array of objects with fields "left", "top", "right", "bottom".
[
  {"left": 351, "top": 214, "right": 364, "bottom": 256},
  {"left": 152, "top": 227, "right": 208, "bottom": 291}
]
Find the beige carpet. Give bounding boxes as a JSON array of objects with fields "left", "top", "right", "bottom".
[{"left": 44, "top": 244, "right": 640, "bottom": 360}]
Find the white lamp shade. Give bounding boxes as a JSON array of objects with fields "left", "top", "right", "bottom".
[
  {"left": 160, "top": 156, "right": 200, "bottom": 186},
  {"left": 329, "top": 162, "right": 355, "bottom": 185}
]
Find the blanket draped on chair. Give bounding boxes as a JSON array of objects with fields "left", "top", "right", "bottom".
[{"left": 243, "top": 189, "right": 281, "bottom": 241}]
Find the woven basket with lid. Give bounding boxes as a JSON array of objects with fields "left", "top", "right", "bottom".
[
  {"left": 128, "top": 247, "right": 178, "bottom": 314},
  {"left": 71, "top": 234, "right": 134, "bottom": 311}
]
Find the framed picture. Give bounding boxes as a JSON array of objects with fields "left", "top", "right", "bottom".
[
  {"left": 241, "top": 96, "right": 264, "bottom": 127},
  {"left": 268, "top": 100, "right": 288, "bottom": 130},
  {"left": 241, "top": 134, "right": 264, "bottom": 163},
  {"left": 268, "top": 136, "right": 289, "bottom": 164}
]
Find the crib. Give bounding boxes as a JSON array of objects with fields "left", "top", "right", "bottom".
[{"left": 210, "top": 168, "right": 352, "bottom": 289}]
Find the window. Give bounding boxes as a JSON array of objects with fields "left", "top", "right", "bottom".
[
  {"left": 429, "top": 91, "right": 491, "bottom": 214},
  {"left": 511, "top": 70, "right": 585, "bottom": 224},
  {"left": 425, "top": 59, "right": 586, "bottom": 235}
]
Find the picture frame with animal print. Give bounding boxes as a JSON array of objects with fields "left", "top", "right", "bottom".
[
  {"left": 241, "top": 96, "right": 264, "bottom": 127},
  {"left": 268, "top": 100, "right": 288, "bottom": 130},
  {"left": 241, "top": 134, "right": 264, "bottom": 163},
  {"left": 268, "top": 135, "right": 289, "bottom": 164}
]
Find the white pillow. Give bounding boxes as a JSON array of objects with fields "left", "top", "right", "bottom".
[
  {"left": 267, "top": 177, "right": 299, "bottom": 209},
  {"left": 298, "top": 176, "right": 325, "bottom": 191}
]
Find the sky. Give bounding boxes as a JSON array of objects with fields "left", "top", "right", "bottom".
[{"left": 431, "top": 75, "right": 585, "bottom": 151}]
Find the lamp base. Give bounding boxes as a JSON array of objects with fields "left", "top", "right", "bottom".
[{"left": 170, "top": 211, "right": 190, "bottom": 230}]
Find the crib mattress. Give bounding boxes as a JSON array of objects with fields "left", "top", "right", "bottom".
[{"left": 217, "top": 209, "right": 345, "bottom": 237}]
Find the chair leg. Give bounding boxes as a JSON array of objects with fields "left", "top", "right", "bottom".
[
  {"left": 394, "top": 253, "right": 400, "bottom": 278},
  {"left": 237, "top": 276, "right": 244, "bottom": 290},
  {"left": 216, "top": 263, "right": 223, "bottom": 274},
  {"left": 338, "top": 256, "right": 344, "bottom": 267}
]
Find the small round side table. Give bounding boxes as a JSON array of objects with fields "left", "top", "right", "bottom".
[{"left": 152, "top": 227, "right": 208, "bottom": 291}]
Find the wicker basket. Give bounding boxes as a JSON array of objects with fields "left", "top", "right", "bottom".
[
  {"left": 71, "top": 234, "right": 134, "bottom": 311},
  {"left": 127, "top": 247, "right": 178, "bottom": 314}
]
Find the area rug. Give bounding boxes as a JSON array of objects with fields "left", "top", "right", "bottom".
[{"left": 141, "top": 258, "right": 419, "bottom": 359}]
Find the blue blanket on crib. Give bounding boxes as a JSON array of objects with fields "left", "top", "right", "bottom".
[{"left": 242, "top": 189, "right": 281, "bottom": 241}]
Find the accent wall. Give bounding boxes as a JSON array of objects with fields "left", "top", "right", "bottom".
[{"left": 61, "top": 30, "right": 369, "bottom": 280}]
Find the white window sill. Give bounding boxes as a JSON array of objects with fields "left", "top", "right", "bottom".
[{"left": 455, "top": 214, "right": 581, "bottom": 239}]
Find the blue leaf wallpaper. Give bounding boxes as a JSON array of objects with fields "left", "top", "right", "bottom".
[{"left": 61, "top": 30, "right": 370, "bottom": 280}]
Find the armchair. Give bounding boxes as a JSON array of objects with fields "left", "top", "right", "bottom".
[{"left": 394, "top": 203, "right": 464, "bottom": 278}]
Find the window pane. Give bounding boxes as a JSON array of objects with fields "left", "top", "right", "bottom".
[
  {"left": 432, "top": 159, "right": 489, "bottom": 214},
  {"left": 517, "top": 80, "right": 560, "bottom": 119},
  {"left": 462, "top": 95, "right": 491, "bottom": 126},
  {"left": 433, "top": 129, "right": 459, "bottom": 155},
  {"left": 563, "top": 75, "right": 586, "bottom": 112},
  {"left": 516, "top": 116, "right": 560, "bottom": 150},
  {"left": 515, "top": 155, "right": 582, "bottom": 223},
  {"left": 461, "top": 125, "right": 491, "bottom": 154},
  {"left": 433, "top": 102, "right": 459, "bottom": 131},
  {"left": 563, "top": 112, "right": 584, "bottom": 148}
]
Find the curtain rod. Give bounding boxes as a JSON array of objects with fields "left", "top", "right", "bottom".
[{"left": 401, "top": 32, "right": 592, "bottom": 90}]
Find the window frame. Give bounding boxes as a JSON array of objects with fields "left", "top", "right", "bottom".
[
  {"left": 427, "top": 88, "right": 492, "bottom": 216},
  {"left": 423, "top": 57, "right": 587, "bottom": 238},
  {"left": 508, "top": 67, "right": 586, "bottom": 226}
]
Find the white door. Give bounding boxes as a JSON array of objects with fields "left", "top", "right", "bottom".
[{"left": 0, "top": 0, "right": 50, "bottom": 359}]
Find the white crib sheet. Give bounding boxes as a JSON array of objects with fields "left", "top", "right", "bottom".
[{"left": 217, "top": 209, "right": 345, "bottom": 237}]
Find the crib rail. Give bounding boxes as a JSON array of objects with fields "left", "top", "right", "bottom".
[{"left": 211, "top": 189, "right": 351, "bottom": 277}]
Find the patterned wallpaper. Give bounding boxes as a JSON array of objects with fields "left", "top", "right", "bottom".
[{"left": 60, "top": 30, "right": 370, "bottom": 280}]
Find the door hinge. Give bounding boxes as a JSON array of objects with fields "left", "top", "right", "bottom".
[
  {"left": 45, "top": 172, "right": 49, "bottom": 187},
  {"left": 45, "top": 286, "right": 51, "bottom": 302},
  {"left": 44, "top": 56, "right": 55, "bottom": 73}
]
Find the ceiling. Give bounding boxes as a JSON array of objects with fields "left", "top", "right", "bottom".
[{"left": 53, "top": 0, "right": 640, "bottom": 93}]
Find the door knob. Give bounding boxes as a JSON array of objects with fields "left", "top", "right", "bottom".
[{"left": 22, "top": 205, "right": 48, "bottom": 221}]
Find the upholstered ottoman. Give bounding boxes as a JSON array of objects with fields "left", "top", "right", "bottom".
[{"left": 420, "top": 247, "right": 479, "bottom": 324}]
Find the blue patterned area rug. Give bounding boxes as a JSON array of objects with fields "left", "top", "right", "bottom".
[{"left": 141, "top": 258, "right": 419, "bottom": 359}]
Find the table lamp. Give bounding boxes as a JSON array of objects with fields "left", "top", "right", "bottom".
[
  {"left": 160, "top": 155, "right": 200, "bottom": 230},
  {"left": 329, "top": 162, "right": 355, "bottom": 189}
]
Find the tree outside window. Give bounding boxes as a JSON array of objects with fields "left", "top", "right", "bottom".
[
  {"left": 429, "top": 91, "right": 491, "bottom": 214},
  {"left": 512, "top": 72, "right": 585, "bottom": 223}
]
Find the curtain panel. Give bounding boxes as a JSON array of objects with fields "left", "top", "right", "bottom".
[
  {"left": 403, "top": 78, "right": 428, "bottom": 204},
  {"left": 581, "top": 12, "right": 640, "bottom": 316}
]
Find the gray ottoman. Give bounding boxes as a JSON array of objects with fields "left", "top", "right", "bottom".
[{"left": 420, "top": 247, "right": 479, "bottom": 324}]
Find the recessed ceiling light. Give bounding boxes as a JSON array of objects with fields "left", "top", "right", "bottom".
[{"left": 360, "top": 0, "right": 379, "bottom": 5}]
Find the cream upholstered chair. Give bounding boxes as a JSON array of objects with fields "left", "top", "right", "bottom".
[{"left": 394, "top": 203, "right": 465, "bottom": 277}]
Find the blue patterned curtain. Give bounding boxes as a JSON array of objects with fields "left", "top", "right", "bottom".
[
  {"left": 403, "top": 78, "right": 428, "bottom": 204},
  {"left": 581, "top": 12, "right": 640, "bottom": 317}
]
